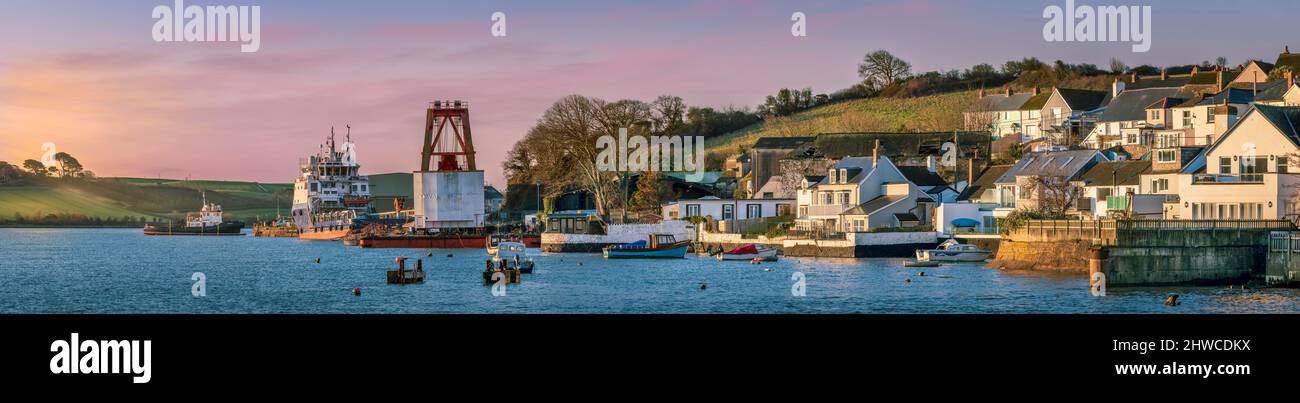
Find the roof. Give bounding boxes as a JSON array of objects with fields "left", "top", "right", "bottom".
[
  {"left": 803, "top": 175, "right": 825, "bottom": 184},
  {"left": 1186, "top": 87, "right": 1256, "bottom": 107},
  {"left": 1145, "top": 97, "right": 1186, "bottom": 110},
  {"left": 1253, "top": 104, "right": 1300, "bottom": 143},
  {"left": 1275, "top": 51, "right": 1300, "bottom": 74},
  {"left": 1019, "top": 91, "right": 1052, "bottom": 110},
  {"left": 1127, "top": 75, "right": 1192, "bottom": 90},
  {"left": 484, "top": 185, "right": 504, "bottom": 200},
  {"left": 956, "top": 164, "right": 1012, "bottom": 201},
  {"left": 1255, "top": 79, "right": 1296, "bottom": 102},
  {"left": 752, "top": 136, "right": 814, "bottom": 149},
  {"left": 822, "top": 156, "right": 875, "bottom": 184},
  {"left": 1098, "top": 87, "right": 1186, "bottom": 122},
  {"left": 1075, "top": 160, "right": 1152, "bottom": 187},
  {"left": 973, "top": 92, "right": 1034, "bottom": 112},
  {"left": 996, "top": 150, "right": 1104, "bottom": 184},
  {"left": 894, "top": 213, "right": 920, "bottom": 222},
  {"left": 1186, "top": 71, "right": 1237, "bottom": 86},
  {"left": 754, "top": 176, "right": 788, "bottom": 197},
  {"left": 841, "top": 195, "right": 906, "bottom": 216},
  {"left": 794, "top": 132, "right": 989, "bottom": 160},
  {"left": 1055, "top": 88, "right": 1108, "bottom": 111},
  {"left": 896, "top": 166, "right": 947, "bottom": 187}
]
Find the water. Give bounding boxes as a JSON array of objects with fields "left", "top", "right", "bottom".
[{"left": 1, "top": 228, "right": 1298, "bottom": 313}]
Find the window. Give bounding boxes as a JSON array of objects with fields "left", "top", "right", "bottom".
[
  {"left": 853, "top": 219, "right": 865, "bottom": 232},
  {"left": 1052, "top": 107, "right": 1062, "bottom": 118},
  {"left": 838, "top": 192, "right": 850, "bottom": 205},
  {"left": 1156, "top": 150, "right": 1176, "bottom": 163},
  {"left": 1220, "top": 157, "right": 1232, "bottom": 174},
  {"left": 798, "top": 206, "right": 807, "bottom": 217},
  {"left": 1279, "top": 156, "right": 1289, "bottom": 174},
  {"left": 827, "top": 168, "right": 837, "bottom": 184},
  {"left": 722, "top": 204, "right": 734, "bottom": 220},
  {"left": 1241, "top": 156, "right": 1266, "bottom": 181},
  {"left": 1151, "top": 110, "right": 1161, "bottom": 120},
  {"left": 1183, "top": 111, "right": 1193, "bottom": 127},
  {"left": 821, "top": 192, "right": 833, "bottom": 205},
  {"left": 777, "top": 204, "right": 792, "bottom": 216},
  {"left": 686, "top": 204, "right": 701, "bottom": 218},
  {"left": 1206, "top": 107, "right": 1216, "bottom": 124},
  {"left": 746, "top": 204, "right": 761, "bottom": 219},
  {"left": 840, "top": 169, "right": 848, "bottom": 183}
]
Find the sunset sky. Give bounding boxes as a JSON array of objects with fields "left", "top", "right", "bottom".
[{"left": 1, "top": 0, "right": 1295, "bottom": 186}]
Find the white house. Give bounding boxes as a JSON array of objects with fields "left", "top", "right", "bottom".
[
  {"left": 660, "top": 196, "right": 794, "bottom": 221},
  {"left": 794, "top": 149, "right": 935, "bottom": 233},
  {"left": 1172, "top": 104, "right": 1300, "bottom": 220}
]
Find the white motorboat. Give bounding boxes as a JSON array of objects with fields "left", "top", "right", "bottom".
[
  {"left": 915, "top": 239, "right": 990, "bottom": 262},
  {"left": 716, "top": 244, "right": 779, "bottom": 262}
]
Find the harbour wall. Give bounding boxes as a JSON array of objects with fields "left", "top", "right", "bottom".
[
  {"left": 993, "top": 220, "right": 1290, "bottom": 286},
  {"left": 782, "top": 232, "right": 939, "bottom": 258},
  {"left": 541, "top": 221, "right": 695, "bottom": 253}
]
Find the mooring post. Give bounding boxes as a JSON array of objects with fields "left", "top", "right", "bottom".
[{"left": 1089, "top": 246, "right": 1108, "bottom": 287}]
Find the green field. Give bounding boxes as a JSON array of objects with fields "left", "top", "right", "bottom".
[
  {"left": 706, "top": 90, "right": 979, "bottom": 158},
  {"left": 0, "top": 178, "right": 293, "bottom": 223}
]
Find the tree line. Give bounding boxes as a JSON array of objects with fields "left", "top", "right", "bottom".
[{"left": 0, "top": 152, "right": 93, "bottom": 185}]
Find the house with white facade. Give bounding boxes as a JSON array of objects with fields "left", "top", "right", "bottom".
[
  {"left": 1070, "top": 160, "right": 1163, "bottom": 218},
  {"left": 964, "top": 87, "right": 1036, "bottom": 140},
  {"left": 1255, "top": 73, "right": 1299, "bottom": 107},
  {"left": 794, "top": 151, "right": 935, "bottom": 233},
  {"left": 661, "top": 196, "right": 793, "bottom": 221},
  {"left": 989, "top": 149, "right": 1107, "bottom": 217},
  {"left": 1172, "top": 104, "right": 1300, "bottom": 220}
]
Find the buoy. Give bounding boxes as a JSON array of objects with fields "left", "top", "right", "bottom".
[
  {"left": 1164, "top": 294, "right": 1180, "bottom": 306},
  {"left": 446, "top": 254, "right": 453, "bottom": 258},
  {"left": 918, "top": 272, "right": 925, "bottom": 276},
  {"left": 763, "top": 268, "right": 773, "bottom": 272},
  {"left": 699, "top": 282, "right": 707, "bottom": 290},
  {"left": 314, "top": 258, "right": 321, "bottom": 264},
  {"left": 904, "top": 278, "right": 911, "bottom": 284},
  {"left": 351, "top": 287, "right": 361, "bottom": 296},
  {"left": 427, "top": 252, "right": 433, "bottom": 257},
  {"left": 394, "top": 256, "right": 402, "bottom": 263}
]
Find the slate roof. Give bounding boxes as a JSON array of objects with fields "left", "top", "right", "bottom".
[
  {"left": 996, "top": 150, "right": 1104, "bottom": 184},
  {"left": 1179, "top": 87, "right": 1256, "bottom": 107},
  {"left": 1055, "top": 88, "right": 1108, "bottom": 111},
  {"left": 793, "top": 132, "right": 988, "bottom": 160},
  {"left": 1145, "top": 97, "right": 1187, "bottom": 110},
  {"left": 1098, "top": 88, "right": 1187, "bottom": 122},
  {"left": 753, "top": 136, "right": 814, "bottom": 149},
  {"left": 973, "top": 92, "right": 1034, "bottom": 112},
  {"left": 896, "top": 166, "right": 947, "bottom": 187},
  {"left": 841, "top": 195, "right": 906, "bottom": 216},
  {"left": 1275, "top": 52, "right": 1300, "bottom": 74},
  {"left": 484, "top": 185, "right": 504, "bottom": 200},
  {"left": 956, "top": 164, "right": 1012, "bottom": 201},
  {"left": 1255, "top": 79, "right": 1295, "bottom": 102},
  {"left": 1074, "top": 160, "right": 1152, "bottom": 187},
  {"left": 1253, "top": 105, "right": 1300, "bottom": 143},
  {"left": 1127, "top": 75, "right": 1192, "bottom": 90}
]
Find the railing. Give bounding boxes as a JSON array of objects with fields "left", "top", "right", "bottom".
[
  {"left": 1268, "top": 232, "right": 1300, "bottom": 252},
  {"left": 1192, "top": 174, "right": 1264, "bottom": 184},
  {"left": 1009, "top": 219, "right": 1117, "bottom": 245},
  {"left": 1116, "top": 219, "right": 1293, "bottom": 231},
  {"left": 805, "top": 204, "right": 853, "bottom": 217}
]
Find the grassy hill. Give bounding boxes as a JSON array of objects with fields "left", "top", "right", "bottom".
[
  {"left": 705, "top": 90, "right": 980, "bottom": 160},
  {"left": 0, "top": 178, "right": 292, "bottom": 225}
]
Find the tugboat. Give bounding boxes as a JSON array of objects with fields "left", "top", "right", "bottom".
[
  {"left": 291, "top": 126, "right": 376, "bottom": 241},
  {"left": 143, "top": 193, "right": 245, "bottom": 236}
]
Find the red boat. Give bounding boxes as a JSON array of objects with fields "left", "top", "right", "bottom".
[{"left": 357, "top": 234, "right": 540, "bottom": 249}]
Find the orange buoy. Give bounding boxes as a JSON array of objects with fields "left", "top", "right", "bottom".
[{"left": 351, "top": 287, "right": 361, "bottom": 296}]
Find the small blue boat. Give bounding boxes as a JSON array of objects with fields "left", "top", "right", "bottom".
[{"left": 602, "top": 234, "right": 689, "bottom": 259}]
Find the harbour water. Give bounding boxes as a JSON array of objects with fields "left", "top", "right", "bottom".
[{"left": 2, "top": 228, "right": 1298, "bottom": 314}]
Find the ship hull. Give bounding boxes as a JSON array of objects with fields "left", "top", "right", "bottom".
[
  {"left": 356, "top": 234, "right": 539, "bottom": 249},
  {"left": 143, "top": 222, "right": 245, "bottom": 236},
  {"left": 298, "top": 228, "right": 351, "bottom": 241}
]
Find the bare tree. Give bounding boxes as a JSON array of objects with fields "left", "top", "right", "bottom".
[
  {"left": 858, "top": 50, "right": 912, "bottom": 88},
  {"left": 1109, "top": 57, "right": 1127, "bottom": 74},
  {"left": 1025, "top": 175, "right": 1082, "bottom": 217}
]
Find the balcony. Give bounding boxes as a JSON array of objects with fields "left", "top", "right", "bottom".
[
  {"left": 1192, "top": 174, "right": 1264, "bottom": 184},
  {"left": 804, "top": 204, "right": 853, "bottom": 217}
]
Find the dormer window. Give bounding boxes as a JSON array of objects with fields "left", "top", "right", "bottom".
[
  {"left": 839, "top": 169, "right": 848, "bottom": 183},
  {"left": 828, "top": 168, "right": 837, "bottom": 184}
]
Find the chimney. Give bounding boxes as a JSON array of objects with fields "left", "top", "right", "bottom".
[
  {"left": 1130, "top": 72, "right": 1137, "bottom": 82},
  {"left": 927, "top": 154, "right": 937, "bottom": 173},
  {"left": 1112, "top": 79, "right": 1126, "bottom": 98},
  {"left": 977, "top": 87, "right": 985, "bottom": 98},
  {"left": 967, "top": 159, "right": 975, "bottom": 187},
  {"left": 1286, "top": 45, "right": 1291, "bottom": 54},
  {"left": 1217, "top": 70, "right": 1224, "bottom": 92},
  {"left": 1289, "top": 71, "right": 1295, "bottom": 88},
  {"left": 1005, "top": 87, "right": 1013, "bottom": 97},
  {"left": 1032, "top": 87, "right": 1041, "bottom": 96},
  {"left": 1191, "top": 66, "right": 1200, "bottom": 76},
  {"left": 872, "top": 139, "right": 880, "bottom": 169},
  {"left": 1161, "top": 69, "right": 1167, "bottom": 80}
]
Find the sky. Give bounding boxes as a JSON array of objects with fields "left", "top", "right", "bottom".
[{"left": 1, "top": 0, "right": 1297, "bottom": 187}]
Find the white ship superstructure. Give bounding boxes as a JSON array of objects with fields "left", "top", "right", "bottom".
[{"left": 291, "top": 127, "right": 373, "bottom": 239}]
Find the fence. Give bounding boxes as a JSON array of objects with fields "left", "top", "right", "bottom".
[{"left": 1010, "top": 219, "right": 1296, "bottom": 245}]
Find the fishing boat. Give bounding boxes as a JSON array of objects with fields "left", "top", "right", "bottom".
[
  {"left": 143, "top": 194, "right": 244, "bottom": 236},
  {"left": 492, "top": 241, "right": 535, "bottom": 274},
  {"left": 716, "top": 244, "right": 779, "bottom": 262},
  {"left": 602, "top": 234, "right": 689, "bottom": 259},
  {"left": 915, "top": 239, "right": 991, "bottom": 262}
]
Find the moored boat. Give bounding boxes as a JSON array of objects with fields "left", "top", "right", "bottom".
[
  {"left": 915, "top": 239, "right": 990, "bottom": 262},
  {"left": 143, "top": 194, "right": 244, "bottom": 236},
  {"left": 716, "top": 244, "right": 779, "bottom": 262},
  {"left": 493, "top": 241, "right": 535, "bottom": 273},
  {"left": 291, "top": 126, "right": 376, "bottom": 241},
  {"left": 602, "top": 234, "right": 689, "bottom": 259}
]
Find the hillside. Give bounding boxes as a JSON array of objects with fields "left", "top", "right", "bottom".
[
  {"left": 0, "top": 178, "right": 292, "bottom": 225},
  {"left": 705, "top": 90, "right": 980, "bottom": 160}
]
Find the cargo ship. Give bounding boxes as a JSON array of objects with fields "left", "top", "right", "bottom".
[
  {"left": 143, "top": 194, "right": 245, "bottom": 236},
  {"left": 291, "top": 127, "right": 376, "bottom": 241}
]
